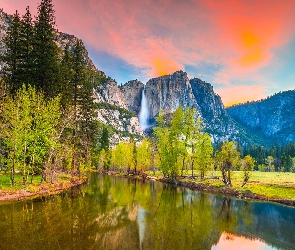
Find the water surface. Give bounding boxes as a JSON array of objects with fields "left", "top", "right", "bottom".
[{"left": 0, "top": 174, "right": 294, "bottom": 250}]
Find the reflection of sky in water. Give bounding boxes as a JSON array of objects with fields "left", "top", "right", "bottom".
[
  {"left": 212, "top": 233, "right": 277, "bottom": 250},
  {"left": 137, "top": 207, "right": 146, "bottom": 250}
]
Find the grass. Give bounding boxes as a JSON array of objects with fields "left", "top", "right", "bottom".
[
  {"left": 0, "top": 172, "right": 76, "bottom": 194},
  {"left": 147, "top": 170, "right": 295, "bottom": 200},
  {"left": 194, "top": 171, "right": 295, "bottom": 200}
]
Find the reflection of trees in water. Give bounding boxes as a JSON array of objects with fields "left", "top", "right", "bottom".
[{"left": 0, "top": 174, "right": 295, "bottom": 249}]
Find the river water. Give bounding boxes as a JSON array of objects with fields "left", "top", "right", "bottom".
[{"left": 0, "top": 174, "right": 294, "bottom": 250}]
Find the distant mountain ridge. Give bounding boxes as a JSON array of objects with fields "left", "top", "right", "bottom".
[{"left": 227, "top": 90, "right": 295, "bottom": 145}]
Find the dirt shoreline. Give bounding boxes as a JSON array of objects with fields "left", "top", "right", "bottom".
[
  {"left": 0, "top": 178, "right": 88, "bottom": 203},
  {"left": 107, "top": 171, "right": 295, "bottom": 207}
]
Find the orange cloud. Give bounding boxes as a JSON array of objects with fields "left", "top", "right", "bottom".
[
  {"left": 216, "top": 85, "right": 266, "bottom": 107},
  {"left": 151, "top": 58, "right": 181, "bottom": 77}
]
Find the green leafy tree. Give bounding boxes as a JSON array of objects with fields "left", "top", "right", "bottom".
[
  {"left": 241, "top": 155, "right": 255, "bottom": 187},
  {"left": 0, "top": 85, "right": 61, "bottom": 185},
  {"left": 154, "top": 106, "right": 204, "bottom": 180},
  {"left": 136, "top": 139, "right": 151, "bottom": 173},
  {"left": 195, "top": 133, "right": 213, "bottom": 179},
  {"left": 265, "top": 156, "right": 274, "bottom": 172},
  {"left": 215, "top": 141, "right": 241, "bottom": 187}
]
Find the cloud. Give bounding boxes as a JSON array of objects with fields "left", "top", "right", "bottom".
[
  {"left": 2, "top": 0, "right": 295, "bottom": 104},
  {"left": 216, "top": 85, "right": 266, "bottom": 107}
]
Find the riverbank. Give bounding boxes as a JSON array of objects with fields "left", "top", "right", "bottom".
[
  {"left": 106, "top": 171, "right": 295, "bottom": 207},
  {"left": 0, "top": 174, "right": 88, "bottom": 202}
]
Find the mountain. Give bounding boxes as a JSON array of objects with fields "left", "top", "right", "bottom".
[
  {"left": 227, "top": 90, "right": 295, "bottom": 145},
  {"left": 122, "top": 71, "right": 255, "bottom": 144}
]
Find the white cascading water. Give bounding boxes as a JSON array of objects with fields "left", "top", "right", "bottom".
[{"left": 139, "top": 87, "right": 150, "bottom": 130}]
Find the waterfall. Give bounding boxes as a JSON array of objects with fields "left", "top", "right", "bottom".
[{"left": 139, "top": 87, "right": 150, "bottom": 130}]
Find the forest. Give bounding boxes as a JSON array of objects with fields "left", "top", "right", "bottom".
[{"left": 0, "top": 0, "right": 107, "bottom": 186}]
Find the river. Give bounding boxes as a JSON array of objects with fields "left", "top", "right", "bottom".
[{"left": 0, "top": 174, "right": 294, "bottom": 250}]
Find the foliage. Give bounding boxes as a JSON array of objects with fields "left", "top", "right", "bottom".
[
  {"left": 0, "top": 85, "right": 60, "bottom": 185},
  {"left": 136, "top": 139, "right": 151, "bottom": 172},
  {"left": 241, "top": 155, "right": 255, "bottom": 187},
  {"left": 215, "top": 141, "right": 241, "bottom": 187}
]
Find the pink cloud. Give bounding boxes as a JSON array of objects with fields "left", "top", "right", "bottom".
[
  {"left": 216, "top": 85, "right": 266, "bottom": 107},
  {"left": 2, "top": 0, "right": 295, "bottom": 103}
]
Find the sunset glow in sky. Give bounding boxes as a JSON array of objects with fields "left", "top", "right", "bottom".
[{"left": 1, "top": 0, "right": 295, "bottom": 106}]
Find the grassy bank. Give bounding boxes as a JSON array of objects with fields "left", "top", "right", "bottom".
[
  {"left": 0, "top": 173, "right": 88, "bottom": 202},
  {"left": 145, "top": 170, "right": 295, "bottom": 201}
]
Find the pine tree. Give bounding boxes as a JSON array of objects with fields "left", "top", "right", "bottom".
[
  {"left": 60, "top": 44, "right": 74, "bottom": 108},
  {"left": 20, "top": 6, "right": 34, "bottom": 86},
  {"left": 33, "top": 0, "right": 60, "bottom": 97},
  {"left": 1, "top": 11, "right": 23, "bottom": 93},
  {"left": 70, "top": 40, "right": 97, "bottom": 176},
  {"left": 100, "top": 127, "right": 110, "bottom": 152}
]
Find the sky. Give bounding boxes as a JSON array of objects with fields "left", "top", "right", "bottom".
[{"left": 1, "top": 0, "right": 295, "bottom": 106}]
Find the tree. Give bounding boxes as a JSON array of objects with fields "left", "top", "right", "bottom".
[
  {"left": 265, "top": 156, "right": 274, "bottom": 172},
  {"left": 0, "top": 85, "right": 61, "bottom": 185},
  {"left": 182, "top": 107, "right": 202, "bottom": 177},
  {"left": 100, "top": 127, "right": 110, "bottom": 153},
  {"left": 241, "top": 155, "right": 255, "bottom": 187},
  {"left": 20, "top": 6, "right": 34, "bottom": 86},
  {"left": 154, "top": 106, "right": 204, "bottom": 180},
  {"left": 1, "top": 11, "right": 23, "bottom": 93},
  {"left": 69, "top": 41, "right": 97, "bottom": 177},
  {"left": 195, "top": 133, "right": 213, "bottom": 179},
  {"left": 215, "top": 141, "right": 241, "bottom": 187},
  {"left": 33, "top": 0, "right": 61, "bottom": 97},
  {"left": 98, "top": 149, "right": 107, "bottom": 171},
  {"left": 136, "top": 139, "right": 151, "bottom": 173}
]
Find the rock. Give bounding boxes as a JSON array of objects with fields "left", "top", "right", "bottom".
[
  {"left": 93, "top": 80, "right": 144, "bottom": 147},
  {"left": 94, "top": 80, "right": 128, "bottom": 109},
  {"left": 145, "top": 71, "right": 200, "bottom": 118},
  {"left": 120, "top": 80, "right": 144, "bottom": 114}
]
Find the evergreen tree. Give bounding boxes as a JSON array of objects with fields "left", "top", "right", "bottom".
[
  {"left": 60, "top": 44, "right": 74, "bottom": 108},
  {"left": 1, "top": 11, "right": 23, "bottom": 93},
  {"left": 20, "top": 6, "right": 34, "bottom": 86},
  {"left": 33, "top": 0, "right": 61, "bottom": 97}
]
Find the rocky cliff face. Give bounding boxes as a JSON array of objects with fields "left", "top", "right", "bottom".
[
  {"left": 145, "top": 71, "right": 200, "bottom": 118},
  {"left": 93, "top": 81, "right": 144, "bottom": 145},
  {"left": 227, "top": 90, "right": 295, "bottom": 144},
  {"left": 120, "top": 80, "right": 144, "bottom": 114}
]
